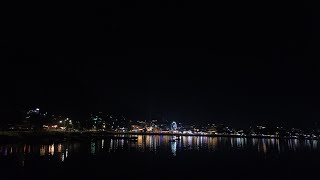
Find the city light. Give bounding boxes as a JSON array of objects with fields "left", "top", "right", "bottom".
[{"left": 2, "top": 108, "right": 320, "bottom": 140}]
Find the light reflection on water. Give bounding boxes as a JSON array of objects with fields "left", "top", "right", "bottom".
[{"left": 0, "top": 136, "right": 320, "bottom": 167}]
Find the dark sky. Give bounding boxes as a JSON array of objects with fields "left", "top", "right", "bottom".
[{"left": 1, "top": 2, "right": 320, "bottom": 128}]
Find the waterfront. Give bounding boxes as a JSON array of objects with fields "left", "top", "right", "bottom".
[{"left": 1, "top": 135, "right": 320, "bottom": 179}]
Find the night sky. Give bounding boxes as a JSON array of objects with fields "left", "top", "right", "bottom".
[{"left": 1, "top": 2, "right": 319, "bottom": 128}]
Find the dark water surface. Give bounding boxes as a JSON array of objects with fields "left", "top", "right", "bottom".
[{"left": 1, "top": 135, "right": 320, "bottom": 180}]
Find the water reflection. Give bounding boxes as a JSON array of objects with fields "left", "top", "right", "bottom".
[
  {"left": 49, "top": 144, "right": 54, "bottom": 155},
  {"left": 40, "top": 145, "right": 45, "bottom": 156},
  {"left": 171, "top": 141, "right": 177, "bottom": 156},
  {"left": 106, "top": 136, "right": 320, "bottom": 156},
  {"left": 91, "top": 141, "right": 96, "bottom": 155},
  {"left": 1, "top": 136, "right": 320, "bottom": 167}
]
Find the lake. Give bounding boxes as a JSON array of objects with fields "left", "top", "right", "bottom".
[{"left": 1, "top": 135, "right": 319, "bottom": 180}]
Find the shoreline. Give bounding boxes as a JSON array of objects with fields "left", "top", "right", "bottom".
[{"left": 0, "top": 131, "right": 319, "bottom": 142}]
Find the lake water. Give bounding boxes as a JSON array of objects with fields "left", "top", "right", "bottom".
[{"left": 1, "top": 135, "right": 320, "bottom": 180}]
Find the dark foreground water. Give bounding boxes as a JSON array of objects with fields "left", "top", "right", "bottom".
[{"left": 1, "top": 135, "right": 320, "bottom": 180}]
